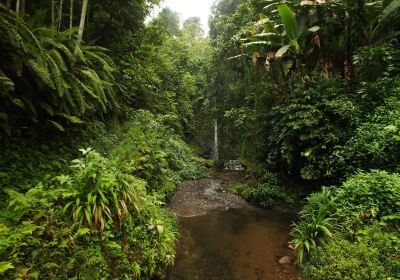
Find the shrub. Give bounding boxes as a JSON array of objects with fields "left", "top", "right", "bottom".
[
  {"left": 303, "top": 225, "right": 400, "bottom": 280},
  {"left": 334, "top": 170, "right": 400, "bottom": 233},
  {"left": 332, "top": 93, "right": 400, "bottom": 176},
  {"left": 61, "top": 148, "right": 147, "bottom": 232},
  {"left": 0, "top": 149, "right": 179, "bottom": 279},
  {"left": 232, "top": 171, "right": 295, "bottom": 208},
  {"left": 112, "top": 110, "right": 207, "bottom": 199},
  {"left": 262, "top": 75, "right": 357, "bottom": 180},
  {"left": 293, "top": 170, "right": 400, "bottom": 278},
  {"left": 0, "top": 108, "right": 209, "bottom": 279}
]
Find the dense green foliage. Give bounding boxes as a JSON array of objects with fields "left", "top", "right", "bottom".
[
  {"left": 2, "top": 0, "right": 400, "bottom": 278},
  {"left": 111, "top": 111, "right": 207, "bottom": 199},
  {"left": 0, "top": 109, "right": 206, "bottom": 278},
  {"left": 208, "top": 0, "right": 400, "bottom": 278},
  {"left": 232, "top": 171, "right": 296, "bottom": 208},
  {"left": 292, "top": 171, "right": 400, "bottom": 279},
  {"left": 0, "top": 0, "right": 210, "bottom": 279},
  {"left": 209, "top": 0, "right": 400, "bottom": 182},
  {"left": 0, "top": 111, "right": 205, "bottom": 279},
  {"left": 0, "top": 6, "right": 118, "bottom": 135}
]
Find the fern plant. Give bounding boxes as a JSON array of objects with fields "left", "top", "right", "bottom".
[{"left": 0, "top": 5, "right": 119, "bottom": 136}]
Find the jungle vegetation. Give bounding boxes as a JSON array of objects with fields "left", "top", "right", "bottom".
[
  {"left": 208, "top": 0, "right": 400, "bottom": 278},
  {"left": 0, "top": 0, "right": 209, "bottom": 278},
  {"left": 1, "top": 0, "right": 400, "bottom": 279}
]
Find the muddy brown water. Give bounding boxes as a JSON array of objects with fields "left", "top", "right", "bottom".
[{"left": 167, "top": 207, "right": 300, "bottom": 280}]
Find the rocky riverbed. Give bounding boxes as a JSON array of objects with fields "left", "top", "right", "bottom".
[{"left": 168, "top": 172, "right": 250, "bottom": 217}]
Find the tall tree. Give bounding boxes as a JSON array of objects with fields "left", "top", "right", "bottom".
[
  {"left": 156, "top": 7, "right": 181, "bottom": 36},
  {"left": 69, "top": 0, "right": 73, "bottom": 28},
  {"left": 15, "top": 0, "right": 20, "bottom": 13},
  {"left": 57, "top": 0, "right": 63, "bottom": 32},
  {"left": 76, "top": 0, "right": 88, "bottom": 48}
]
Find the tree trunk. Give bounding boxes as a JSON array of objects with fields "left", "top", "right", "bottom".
[
  {"left": 57, "top": 0, "right": 63, "bottom": 32},
  {"left": 6, "top": 0, "right": 12, "bottom": 9},
  {"left": 21, "top": 0, "right": 25, "bottom": 13},
  {"left": 51, "top": 0, "right": 55, "bottom": 30},
  {"left": 76, "top": 0, "right": 89, "bottom": 49},
  {"left": 15, "top": 0, "right": 20, "bottom": 13},
  {"left": 69, "top": 0, "right": 74, "bottom": 29}
]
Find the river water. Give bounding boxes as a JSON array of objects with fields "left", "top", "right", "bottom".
[{"left": 167, "top": 208, "right": 299, "bottom": 280}]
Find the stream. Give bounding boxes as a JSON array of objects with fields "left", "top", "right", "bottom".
[{"left": 167, "top": 173, "right": 300, "bottom": 280}]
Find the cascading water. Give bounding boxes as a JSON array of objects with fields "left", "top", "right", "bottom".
[{"left": 213, "top": 119, "right": 219, "bottom": 162}]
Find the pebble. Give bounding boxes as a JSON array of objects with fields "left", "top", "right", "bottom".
[{"left": 279, "top": 256, "right": 292, "bottom": 265}]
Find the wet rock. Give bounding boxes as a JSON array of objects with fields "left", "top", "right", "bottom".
[
  {"left": 168, "top": 172, "right": 250, "bottom": 217},
  {"left": 279, "top": 256, "right": 292, "bottom": 264}
]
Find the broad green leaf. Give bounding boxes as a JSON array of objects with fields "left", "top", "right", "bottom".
[
  {"left": 380, "top": 0, "right": 400, "bottom": 22},
  {"left": 384, "top": 124, "right": 397, "bottom": 132},
  {"left": 308, "top": 26, "right": 320, "bottom": 32},
  {"left": 243, "top": 41, "right": 269, "bottom": 46},
  {"left": 278, "top": 4, "right": 298, "bottom": 40},
  {"left": 276, "top": 45, "right": 291, "bottom": 58}
]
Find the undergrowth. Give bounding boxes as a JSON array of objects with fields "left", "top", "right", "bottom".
[
  {"left": 231, "top": 169, "right": 298, "bottom": 209},
  {"left": 0, "top": 110, "right": 206, "bottom": 279},
  {"left": 291, "top": 170, "right": 400, "bottom": 279}
]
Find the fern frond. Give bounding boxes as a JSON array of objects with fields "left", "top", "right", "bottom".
[
  {"left": 27, "top": 59, "right": 55, "bottom": 89},
  {"left": 46, "top": 53, "right": 65, "bottom": 97},
  {"left": 38, "top": 101, "right": 55, "bottom": 116},
  {"left": 0, "top": 73, "right": 15, "bottom": 93},
  {"left": 66, "top": 75, "right": 86, "bottom": 114},
  {"left": 47, "top": 120, "right": 65, "bottom": 132},
  {"left": 56, "top": 113, "right": 84, "bottom": 124},
  {"left": 49, "top": 49, "right": 68, "bottom": 72}
]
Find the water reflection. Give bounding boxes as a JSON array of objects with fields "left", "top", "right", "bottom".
[{"left": 168, "top": 208, "right": 298, "bottom": 280}]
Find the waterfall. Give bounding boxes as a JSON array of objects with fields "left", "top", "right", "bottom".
[{"left": 213, "top": 119, "right": 218, "bottom": 162}]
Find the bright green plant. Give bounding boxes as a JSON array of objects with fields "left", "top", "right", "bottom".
[
  {"left": 291, "top": 187, "right": 338, "bottom": 263},
  {"left": 334, "top": 170, "right": 400, "bottom": 233},
  {"left": 291, "top": 212, "right": 336, "bottom": 263},
  {"left": 293, "top": 170, "right": 400, "bottom": 276},
  {"left": 0, "top": 146, "right": 179, "bottom": 279},
  {"left": 61, "top": 148, "right": 146, "bottom": 232}
]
